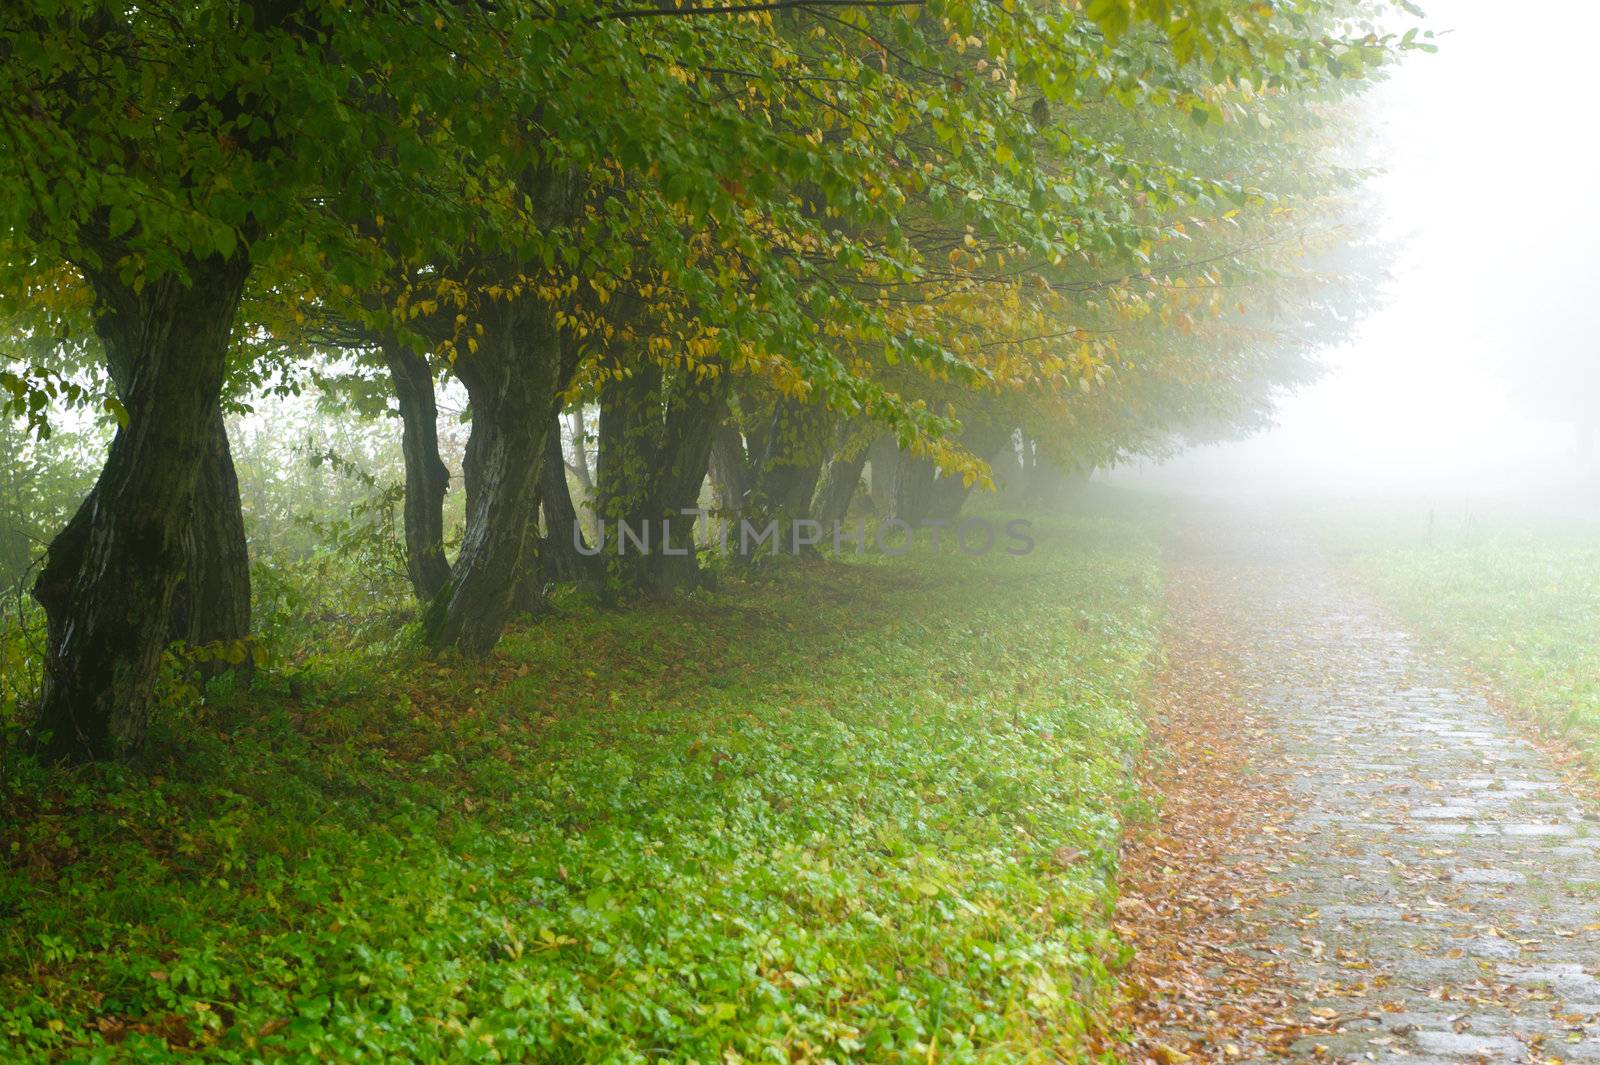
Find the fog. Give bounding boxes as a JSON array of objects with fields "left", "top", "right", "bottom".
[{"left": 1112, "top": 0, "right": 1600, "bottom": 512}]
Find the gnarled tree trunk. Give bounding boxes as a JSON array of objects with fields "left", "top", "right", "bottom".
[
  {"left": 382, "top": 338, "right": 451, "bottom": 602},
  {"left": 33, "top": 259, "right": 250, "bottom": 761},
  {"left": 98, "top": 314, "right": 252, "bottom": 673},
  {"left": 508, "top": 411, "right": 602, "bottom": 616},
  {"left": 745, "top": 397, "right": 830, "bottom": 524},
  {"left": 866, "top": 434, "right": 899, "bottom": 516},
  {"left": 893, "top": 449, "right": 935, "bottom": 526},
  {"left": 596, "top": 360, "right": 726, "bottom": 595},
  {"left": 710, "top": 423, "right": 752, "bottom": 516},
  {"left": 421, "top": 160, "right": 582, "bottom": 654},
  {"left": 814, "top": 427, "right": 876, "bottom": 528},
  {"left": 424, "top": 290, "right": 566, "bottom": 656},
  {"left": 168, "top": 410, "right": 252, "bottom": 674}
]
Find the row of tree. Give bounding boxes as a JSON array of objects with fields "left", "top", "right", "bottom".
[{"left": 0, "top": 0, "right": 1415, "bottom": 761}]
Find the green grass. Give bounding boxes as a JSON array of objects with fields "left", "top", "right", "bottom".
[
  {"left": 0, "top": 505, "right": 1163, "bottom": 1063},
  {"left": 1322, "top": 506, "right": 1600, "bottom": 756}
]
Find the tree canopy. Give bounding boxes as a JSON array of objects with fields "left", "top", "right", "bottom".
[{"left": 0, "top": 0, "right": 1424, "bottom": 759}]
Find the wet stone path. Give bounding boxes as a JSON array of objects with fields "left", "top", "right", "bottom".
[{"left": 1169, "top": 516, "right": 1600, "bottom": 1063}]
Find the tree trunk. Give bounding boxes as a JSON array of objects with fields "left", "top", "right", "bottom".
[
  {"left": 100, "top": 313, "right": 252, "bottom": 673},
  {"left": 424, "top": 291, "right": 566, "bottom": 656},
  {"left": 814, "top": 428, "right": 875, "bottom": 528},
  {"left": 710, "top": 423, "right": 752, "bottom": 516},
  {"left": 538, "top": 411, "right": 598, "bottom": 585},
  {"left": 168, "top": 410, "right": 253, "bottom": 675},
  {"left": 893, "top": 449, "right": 935, "bottom": 526},
  {"left": 926, "top": 471, "right": 975, "bottom": 521},
  {"left": 866, "top": 434, "right": 899, "bottom": 516},
  {"left": 595, "top": 359, "right": 662, "bottom": 532},
  {"left": 33, "top": 259, "right": 250, "bottom": 761},
  {"left": 746, "top": 397, "right": 830, "bottom": 521},
  {"left": 988, "top": 428, "right": 1023, "bottom": 494},
  {"left": 644, "top": 370, "right": 724, "bottom": 593},
  {"left": 510, "top": 473, "right": 551, "bottom": 618},
  {"left": 923, "top": 420, "right": 1010, "bottom": 521},
  {"left": 510, "top": 410, "right": 601, "bottom": 614},
  {"left": 381, "top": 338, "right": 452, "bottom": 602},
  {"left": 596, "top": 361, "right": 725, "bottom": 595}
]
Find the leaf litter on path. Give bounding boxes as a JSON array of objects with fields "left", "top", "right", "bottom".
[{"left": 1113, "top": 515, "right": 1600, "bottom": 1064}]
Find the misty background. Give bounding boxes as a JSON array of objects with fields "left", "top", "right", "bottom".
[{"left": 1111, "top": 0, "right": 1600, "bottom": 513}]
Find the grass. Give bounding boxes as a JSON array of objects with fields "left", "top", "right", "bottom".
[
  {"left": 1320, "top": 505, "right": 1600, "bottom": 758},
  {"left": 0, "top": 502, "right": 1164, "bottom": 1063}
]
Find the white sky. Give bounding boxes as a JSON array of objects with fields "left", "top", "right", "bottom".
[{"left": 1117, "top": 0, "right": 1600, "bottom": 504}]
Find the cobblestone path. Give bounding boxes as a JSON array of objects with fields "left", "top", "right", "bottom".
[{"left": 1162, "top": 514, "right": 1600, "bottom": 1064}]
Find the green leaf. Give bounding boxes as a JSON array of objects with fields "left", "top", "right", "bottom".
[{"left": 108, "top": 204, "right": 135, "bottom": 237}]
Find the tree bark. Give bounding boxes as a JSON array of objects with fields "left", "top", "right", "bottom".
[
  {"left": 866, "top": 434, "right": 899, "bottom": 516},
  {"left": 596, "top": 361, "right": 726, "bottom": 595},
  {"left": 927, "top": 470, "right": 975, "bottom": 521},
  {"left": 814, "top": 428, "right": 875, "bottom": 528},
  {"left": 645, "top": 370, "right": 724, "bottom": 593},
  {"left": 510, "top": 471, "right": 551, "bottom": 618},
  {"left": 893, "top": 449, "right": 935, "bottom": 526},
  {"left": 538, "top": 411, "right": 598, "bottom": 586},
  {"left": 381, "top": 338, "right": 452, "bottom": 602},
  {"left": 509, "top": 409, "right": 603, "bottom": 614},
  {"left": 167, "top": 410, "right": 253, "bottom": 674},
  {"left": 710, "top": 423, "right": 753, "bottom": 516},
  {"left": 33, "top": 259, "right": 250, "bottom": 761},
  {"left": 596, "top": 359, "right": 662, "bottom": 531},
  {"left": 98, "top": 307, "right": 252, "bottom": 672},
  {"left": 424, "top": 290, "right": 566, "bottom": 656},
  {"left": 746, "top": 397, "right": 830, "bottom": 521}
]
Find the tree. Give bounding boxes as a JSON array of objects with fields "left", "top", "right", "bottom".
[
  {"left": 0, "top": 0, "right": 1417, "bottom": 760},
  {"left": 1, "top": 1, "right": 555, "bottom": 758}
]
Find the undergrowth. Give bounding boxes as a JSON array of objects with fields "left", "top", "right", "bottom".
[{"left": 0, "top": 506, "right": 1162, "bottom": 1063}]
